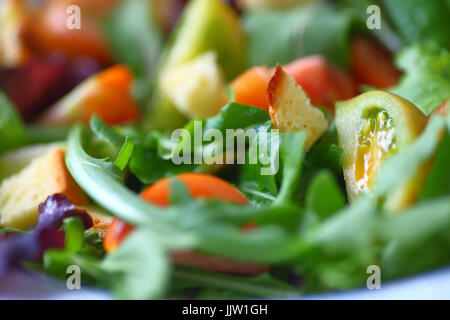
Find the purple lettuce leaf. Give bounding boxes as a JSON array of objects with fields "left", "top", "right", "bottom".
[{"left": 0, "top": 194, "right": 93, "bottom": 278}]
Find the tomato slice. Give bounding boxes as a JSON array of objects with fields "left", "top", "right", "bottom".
[
  {"left": 103, "top": 174, "right": 268, "bottom": 276},
  {"left": 230, "top": 66, "right": 271, "bottom": 110},
  {"left": 336, "top": 91, "right": 428, "bottom": 211},
  {"left": 283, "top": 55, "right": 358, "bottom": 113},
  {"left": 140, "top": 173, "right": 248, "bottom": 206},
  {"left": 351, "top": 37, "right": 402, "bottom": 88}
]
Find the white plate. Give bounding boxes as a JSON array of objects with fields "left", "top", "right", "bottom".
[{"left": 1, "top": 267, "right": 450, "bottom": 300}]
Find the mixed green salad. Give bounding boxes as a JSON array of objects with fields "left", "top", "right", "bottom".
[{"left": 0, "top": 0, "right": 449, "bottom": 299}]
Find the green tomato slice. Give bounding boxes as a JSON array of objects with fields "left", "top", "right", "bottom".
[{"left": 336, "top": 91, "right": 427, "bottom": 208}]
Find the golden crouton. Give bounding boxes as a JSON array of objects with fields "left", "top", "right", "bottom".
[
  {"left": 0, "top": 147, "right": 88, "bottom": 229},
  {"left": 160, "top": 51, "right": 228, "bottom": 118},
  {"left": 267, "top": 65, "right": 328, "bottom": 149}
]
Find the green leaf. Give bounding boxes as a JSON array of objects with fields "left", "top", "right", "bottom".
[
  {"left": 169, "top": 177, "right": 192, "bottom": 205},
  {"left": 129, "top": 132, "right": 195, "bottom": 184},
  {"left": 90, "top": 115, "right": 125, "bottom": 147},
  {"left": 382, "top": 196, "right": 450, "bottom": 278},
  {"left": 114, "top": 136, "right": 134, "bottom": 171},
  {"left": 305, "top": 170, "right": 346, "bottom": 220},
  {"left": 202, "top": 102, "right": 271, "bottom": 133},
  {"left": 195, "top": 224, "right": 305, "bottom": 264},
  {"left": 383, "top": 0, "right": 450, "bottom": 50},
  {"left": 420, "top": 129, "right": 450, "bottom": 200},
  {"left": 374, "top": 116, "right": 446, "bottom": 197},
  {"left": 244, "top": 3, "right": 363, "bottom": 69},
  {"left": 103, "top": 0, "right": 162, "bottom": 103},
  {"left": 43, "top": 250, "right": 105, "bottom": 285},
  {"left": 62, "top": 217, "right": 85, "bottom": 253},
  {"left": 390, "top": 72, "right": 450, "bottom": 115},
  {"left": 173, "top": 267, "right": 301, "bottom": 298},
  {"left": 66, "top": 125, "right": 176, "bottom": 230},
  {"left": 389, "top": 44, "right": 450, "bottom": 115},
  {"left": 102, "top": 229, "right": 170, "bottom": 299},
  {"left": 238, "top": 129, "right": 279, "bottom": 205},
  {"left": 0, "top": 91, "right": 28, "bottom": 153},
  {"left": 296, "top": 143, "right": 345, "bottom": 204},
  {"left": 274, "top": 132, "right": 306, "bottom": 205}
]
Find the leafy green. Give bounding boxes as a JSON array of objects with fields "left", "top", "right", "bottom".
[
  {"left": 383, "top": 0, "right": 450, "bottom": 50},
  {"left": 103, "top": 0, "right": 163, "bottom": 103},
  {"left": 201, "top": 102, "right": 271, "bottom": 133},
  {"left": 90, "top": 115, "right": 125, "bottom": 148},
  {"left": 389, "top": 44, "right": 450, "bottom": 115},
  {"left": 173, "top": 267, "right": 301, "bottom": 298},
  {"left": 244, "top": 2, "right": 363, "bottom": 69},
  {"left": 66, "top": 125, "right": 173, "bottom": 228},
  {"left": 296, "top": 143, "right": 345, "bottom": 204},
  {"left": 381, "top": 196, "right": 450, "bottom": 278},
  {"left": 305, "top": 170, "right": 346, "bottom": 221},
  {"left": 420, "top": 129, "right": 450, "bottom": 201},
  {"left": 102, "top": 229, "right": 170, "bottom": 299},
  {"left": 42, "top": 217, "right": 106, "bottom": 285},
  {"left": 274, "top": 132, "right": 306, "bottom": 205},
  {"left": 129, "top": 132, "right": 195, "bottom": 184},
  {"left": 374, "top": 116, "right": 446, "bottom": 198},
  {"left": 114, "top": 136, "right": 134, "bottom": 171},
  {"left": 0, "top": 91, "right": 28, "bottom": 153}
]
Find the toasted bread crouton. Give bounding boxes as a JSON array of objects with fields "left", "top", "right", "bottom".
[
  {"left": 160, "top": 51, "right": 228, "bottom": 118},
  {"left": 267, "top": 65, "right": 328, "bottom": 149},
  {"left": 0, "top": 147, "right": 88, "bottom": 229},
  {"left": 84, "top": 205, "right": 113, "bottom": 239}
]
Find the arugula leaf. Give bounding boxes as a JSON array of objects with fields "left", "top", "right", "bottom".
[
  {"left": 66, "top": 125, "right": 176, "bottom": 230},
  {"left": 420, "top": 129, "right": 450, "bottom": 201},
  {"left": 42, "top": 217, "right": 105, "bottom": 285},
  {"left": 305, "top": 170, "right": 346, "bottom": 221},
  {"left": 202, "top": 102, "right": 271, "bottom": 133},
  {"left": 274, "top": 132, "right": 306, "bottom": 205},
  {"left": 238, "top": 129, "right": 279, "bottom": 205},
  {"left": 62, "top": 217, "right": 84, "bottom": 253},
  {"left": 244, "top": 2, "right": 363, "bottom": 69},
  {"left": 0, "top": 91, "right": 28, "bottom": 153},
  {"left": 296, "top": 143, "right": 345, "bottom": 204},
  {"left": 173, "top": 267, "right": 301, "bottom": 298},
  {"left": 114, "top": 136, "right": 134, "bottom": 171},
  {"left": 195, "top": 223, "right": 304, "bottom": 264},
  {"left": 374, "top": 116, "right": 446, "bottom": 198},
  {"left": 383, "top": 0, "right": 450, "bottom": 50},
  {"left": 102, "top": 229, "right": 170, "bottom": 299},
  {"left": 299, "top": 197, "right": 382, "bottom": 290},
  {"left": 90, "top": 115, "right": 125, "bottom": 148},
  {"left": 382, "top": 196, "right": 450, "bottom": 278},
  {"left": 129, "top": 131, "right": 195, "bottom": 184},
  {"left": 103, "top": 0, "right": 163, "bottom": 103},
  {"left": 389, "top": 44, "right": 450, "bottom": 115},
  {"left": 169, "top": 178, "right": 192, "bottom": 205}
]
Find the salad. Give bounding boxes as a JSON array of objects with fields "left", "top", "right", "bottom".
[{"left": 0, "top": 0, "right": 449, "bottom": 300}]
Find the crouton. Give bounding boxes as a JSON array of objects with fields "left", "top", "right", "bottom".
[
  {"left": 267, "top": 65, "right": 328, "bottom": 149},
  {"left": 160, "top": 51, "right": 228, "bottom": 118},
  {"left": 0, "top": 147, "right": 88, "bottom": 229},
  {"left": 0, "top": 143, "right": 63, "bottom": 180}
]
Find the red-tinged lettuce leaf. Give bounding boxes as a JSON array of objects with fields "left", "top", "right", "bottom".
[
  {"left": 36, "top": 194, "right": 93, "bottom": 232},
  {"left": 0, "top": 53, "right": 100, "bottom": 120},
  {"left": 0, "top": 194, "right": 92, "bottom": 278}
]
